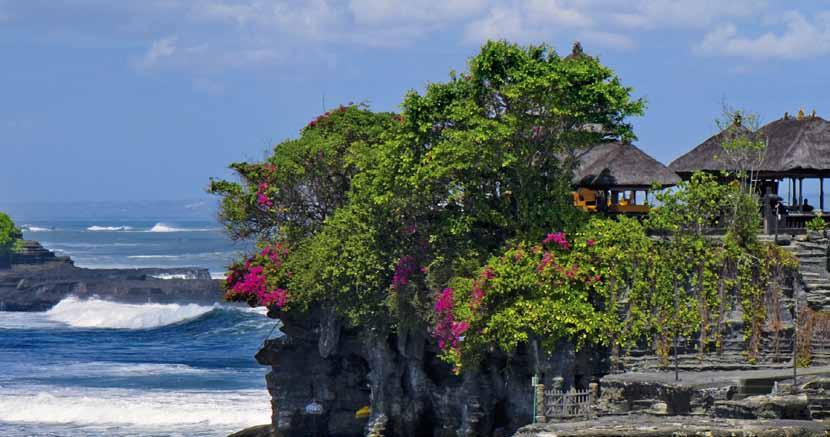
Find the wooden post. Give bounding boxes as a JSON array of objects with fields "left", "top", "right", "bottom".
[
  {"left": 821, "top": 177, "right": 825, "bottom": 211},
  {"left": 631, "top": 190, "right": 637, "bottom": 204}
]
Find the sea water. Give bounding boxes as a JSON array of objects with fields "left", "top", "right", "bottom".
[{"left": 0, "top": 201, "right": 275, "bottom": 436}]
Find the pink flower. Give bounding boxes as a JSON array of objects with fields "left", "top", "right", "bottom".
[
  {"left": 435, "top": 288, "right": 454, "bottom": 313},
  {"left": 481, "top": 267, "right": 495, "bottom": 280},
  {"left": 260, "top": 288, "right": 287, "bottom": 308},
  {"left": 471, "top": 281, "right": 485, "bottom": 307},
  {"left": 543, "top": 231, "right": 570, "bottom": 250},
  {"left": 391, "top": 255, "right": 419, "bottom": 290},
  {"left": 586, "top": 239, "right": 595, "bottom": 247},
  {"left": 537, "top": 252, "right": 554, "bottom": 272}
]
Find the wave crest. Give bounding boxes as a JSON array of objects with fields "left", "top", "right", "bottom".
[
  {"left": 0, "top": 388, "right": 270, "bottom": 427},
  {"left": 148, "top": 222, "right": 217, "bottom": 233},
  {"left": 87, "top": 225, "right": 133, "bottom": 232},
  {"left": 46, "top": 297, "right": 215, "bottom": 330},
  {"left": 22, "top": 224, "right": 52, "bottom": 232}
]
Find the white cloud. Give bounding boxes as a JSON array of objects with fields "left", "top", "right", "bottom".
[
  {"left": 11, "top": 0, "right": 825, "bottom": 75},
  {"left": 609, "top": 0, "right": 767, "bottom": 30},
  {"left": 579, "top": 30, "right": 635, "bottom": 50},
  {"left": 349, "top": 0, "right": 487, "bottom": 25},
  {"left": 137, "top": 36, "right": 177, "bottom": 70},
  {"left": 696, "top": 11, "right": 830, "bottom": 59},
  {"left": 464, "top": 0, "right": 591, "bottom": 44}
]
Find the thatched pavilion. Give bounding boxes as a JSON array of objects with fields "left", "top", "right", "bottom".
[
  {"left": 572, "top": 142, "right": 680, "bottom": 213},
  {"left": 670, "top": 111, "right": 830, "bottom": 232}
]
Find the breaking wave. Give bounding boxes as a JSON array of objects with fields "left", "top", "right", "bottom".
[
  {"left": 45, "top": 297, "right": 215, "bottom": 330},
  {"left": 21, "top": 225, "right": 52, "bottom": 232},
  {"left": 0, "top": 387, "right": 270, "bottom": 427},
  {"left": 87, "top": 225, "right": 133, "bottom": 232},
  {"left": 148, "top": 223, "right": 218, "bottom": 233}
]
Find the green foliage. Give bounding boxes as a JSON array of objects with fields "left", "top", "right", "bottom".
[
  {"left": 203, "top": 41, "right": 793, "bottom": 373},
  {"left": 208, "top": 104, "right": 400, "bottom": 243},
  {"left": 211, "top": 40, "right": 646, "bottom": 338},
  {"left": 0, "top": 212, "right": 22, "bottom": 256},
  {"left": 807, "top": 214, "right": 826, "bottom": 232}
]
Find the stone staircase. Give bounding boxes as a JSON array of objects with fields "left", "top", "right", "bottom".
[
  {"left": 807, "top": 395, "right": 830, "bottom": 420},
  {"left": 763, "top": 234, "right": 830, "bottom": 365},
  {"left": 767, "top": 235, "right": 830, "bottom": 311},
  {"left": 621, "top": 235, "right": 830, "bottom": 372}
]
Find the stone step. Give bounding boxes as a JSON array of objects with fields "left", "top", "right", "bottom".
[
  {"left": 795, "top": 251, "right": 828, "bottom": 258},
  {"left": 796, "top": 241, "right": 829, "bottom": 249}
]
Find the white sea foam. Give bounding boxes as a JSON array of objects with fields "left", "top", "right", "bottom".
[
  {"left": 27, "top": 361, "right": 212, "bottom": 377},
  {"left": 210, "top": 271, "right": 227, "bottom": 280},
  {"left": 148, "top": 223, "right": 217, "bottom": 233},
  {"left": 21, "top": 225, "right": 51, "bottom": 232},
  {"left": 45, "top": 297, "right": 214, "bottom": 330},
  {"left": 87, "top": 225, "right": 133, "bottom": 232},
  {"left": 150, "top": 273, "right": 195, "bottom": 280},
  {"left": 0, "top": 386, "right": 270, "bottom": 427},
  {"left": 0, "top": 311, "right": 63, "bottom": 329}
]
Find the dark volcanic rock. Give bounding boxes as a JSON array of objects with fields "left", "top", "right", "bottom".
[
  {"left": 227, "top": 424, "right": 278, "bottom": 437},
  {"left": 255, "top": 308, "right": 602, "bottom": 437},
  {"left": 513, "top": 414, "right": 829, "bottom": 436},
  {"left": 0, "top": 242, "right": 222, "bottom": 310}
]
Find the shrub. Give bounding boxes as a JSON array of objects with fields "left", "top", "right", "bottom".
[{"left": 806, "top": 214, "right": 826, "bottom": 232}]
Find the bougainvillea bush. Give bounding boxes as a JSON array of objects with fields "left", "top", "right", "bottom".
[{"left": 210, "top": 40, "right": 796, "bottom": 374}]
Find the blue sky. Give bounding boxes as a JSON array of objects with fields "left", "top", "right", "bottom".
[{"left": 2, "top": 0, "right": 830, "bottom": 202}]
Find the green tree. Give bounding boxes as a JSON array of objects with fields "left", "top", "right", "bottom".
[
  {"left": 0, "top": 212, "right": 22, "bottom": 266},
  {"left": 212, "top": 40, "right": 646, "bottom": 371}
]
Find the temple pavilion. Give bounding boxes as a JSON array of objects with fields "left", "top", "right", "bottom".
[
  {"left": 571, "top": 142, "right": 680, "bottom": 214},
  {"left": 670, "top": 110, "right": 830, "bottom": 233}
]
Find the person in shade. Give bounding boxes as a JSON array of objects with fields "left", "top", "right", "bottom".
[{"left": 803, "top": 198, "right": 815, "bottom": 212}]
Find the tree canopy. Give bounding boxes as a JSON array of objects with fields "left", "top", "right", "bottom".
[
  {"left": 0, "top": 212, "right": 21, "bottom": 257},
  {"left": 210, "top": 41, "right": 795, "bottom": 373}
]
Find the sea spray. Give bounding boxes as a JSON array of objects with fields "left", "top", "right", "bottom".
[{"left": 45, "top": 297, "right": 214, "bottom": 330}]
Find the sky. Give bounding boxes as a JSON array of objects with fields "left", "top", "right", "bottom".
[{"left": 2, "top": 0, "right": 830, "bottom": 203}]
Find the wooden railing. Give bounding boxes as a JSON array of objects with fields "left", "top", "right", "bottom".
[
  {"left": 544, "top": 387, "right": 595, "bottom": 419},
  {"left": 533, "top": 379, "right": 598, "bottom": 423}
]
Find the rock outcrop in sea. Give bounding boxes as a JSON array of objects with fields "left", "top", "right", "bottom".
[{"left": 0, "top": 240, "right": 222, "bottom": 311}]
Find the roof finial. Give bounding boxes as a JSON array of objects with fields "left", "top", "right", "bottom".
[
  {"left": 784, "top": 111, "right": 789, "bottom": 120},
  {"left": 571, "top": 41, "right": 583, "bottom": 57},
  {"left": 798, "top": 108, "right": 805, "bottom": 120},
  {"left": 811, "top": 109, "right": 817, "bottom": 118},
  {"left": 733, "top": 112, "right": 742, "bottom": 127}
]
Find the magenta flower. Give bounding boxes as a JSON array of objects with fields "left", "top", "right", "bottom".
[
  {"left": 537, "top": 252, "right": 554, "bottom": 272},
  {"left": 435, "top": 288, "right": 454, "bottom": 313},
  {"left": 391, "top": 255, "right": 419, "bottom": 290},
  {"left": 543, "top": 231, "right": 570, "bottom": 250}
]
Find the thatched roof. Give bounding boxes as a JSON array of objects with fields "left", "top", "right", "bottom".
[
  {"left": 573, "top": 142, "right": 680, "bottom": 189},
  {"left": 759, "top": 116, "right": 830, "bottom": 176},
  {"left": 670, "top": 115, "right": 830, "bottom": 177}
]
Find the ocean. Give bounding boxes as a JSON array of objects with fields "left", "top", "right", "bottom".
[{"left": 0, "top": 201, "right": 275, "bottom": 436}]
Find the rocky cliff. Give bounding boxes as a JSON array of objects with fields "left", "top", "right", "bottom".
[
  {"left": 0, "top": 240, "right": 222, "bottom": 311},
  {"left": 254, "top": 307, "right": 604, "bottom": 437},
  {"left": 250, "top": 236, "right": 830, "bottom": 437}
]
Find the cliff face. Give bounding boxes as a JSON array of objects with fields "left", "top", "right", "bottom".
[
  {"left": 256, "top": 309, "right": 601, "bottom": 437},
  {"left": 0, "top": 240, "right": 222, "bottom": 311}
]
